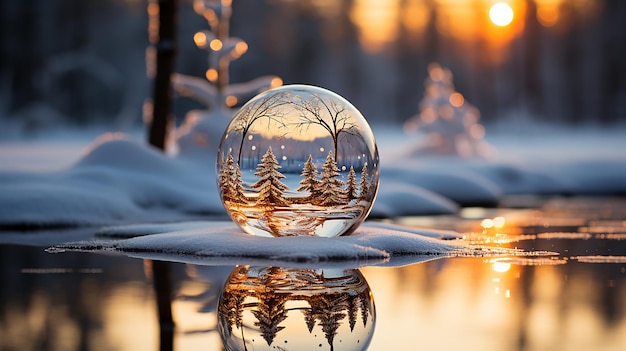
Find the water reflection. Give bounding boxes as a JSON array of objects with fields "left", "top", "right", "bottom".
[
  {"left": 1, "top": 198, "right": 626, "bottom": 350},
  {"left": 217, "top": 266, "right": 375, "bottom": 351}
]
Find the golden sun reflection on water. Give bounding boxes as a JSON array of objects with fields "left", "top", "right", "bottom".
[
  {"left": 361, "top": 256, "right": 626, "bottom": 351},
  {"left": 104, "top": 284, "right": 157, "bottom": 350}
]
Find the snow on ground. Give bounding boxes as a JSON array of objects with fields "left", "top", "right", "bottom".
[
  {"left": 0, "top": 124, "right": 625, "bottom": 228},
  {"left": 47, "top": 221, "right": 525, "bottom": 268}
]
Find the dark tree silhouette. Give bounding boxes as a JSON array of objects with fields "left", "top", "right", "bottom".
[
  {"left": 145, "top": 2, "right": 178, "bottom": 351},
  {"left": 346, "top": 294, "right": 359, "bottom": 332},
  {"left": 302, "top": 305, "right": 317, "bottom": 333},
  {"left": 312, "top": 293, "right": 349, "bottom": 351},
  {"left": 359, "top": 290, "right": 372, "bottom": 328},
  {"left": 218, "top": 290, "right": 246, "bottom": 336},
  {"left": 231, "top": 91, "right": 289, "bottom": 165},
  {"left": 251, "top": 291, "right": 289, "bottom": 346},
  {"left": 147, "top": 0, "right": 178, "bottom": 152},
  {"left": 292, "top": 93, "right": 359, "bottom": 162}
]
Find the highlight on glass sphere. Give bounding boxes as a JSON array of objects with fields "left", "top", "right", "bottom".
[
  {"left": 217, "top": 84, "right": 379, "bottom": 238},
  {"left": 217, "top": 266, "right": 376, "bottom": 351}
]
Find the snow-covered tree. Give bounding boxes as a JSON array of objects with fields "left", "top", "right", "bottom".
[
  {"left": 403, "top": 62, "right": 492, "bottom": 158},
  {"left": 359, "top": 163, "right": 369, "bottom": 200},
  {"left": 345, "top": 166, "right": 358, "bottom": 201},
  {"left": 218, "top": 152, "right": 229, "bottom": 199},
  {"left": 172, "top": 0, "right": 282, "bottom": 157},
  {"left": 219, "top": 151, "right": 246, "bottom": 204},
  {"left": 318, "top": 152, "right": 345, "bottom": 207},
  {"left": 297, "top": 154, "right": 320, "bottom": 200},
  {"left": 230, "top": 156, "right": 246, "bottom": 204},
  {"left": 252, "top": 146, "right": 289, "bottom": 207}
]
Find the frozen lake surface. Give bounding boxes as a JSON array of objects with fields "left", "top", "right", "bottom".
[
  {"left": 1, "top": 126, "right": 625, "bottom": 350},
  {"left": 1, "top": 197, "right": 625, "bottom": 351}
]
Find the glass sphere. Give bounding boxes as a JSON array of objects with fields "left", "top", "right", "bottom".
[
  {"left": 217, "top": 85, "right": 379, "bottom": 237},
  {"left": 217, "top": 266, "right": 376, "bottom": 351}
]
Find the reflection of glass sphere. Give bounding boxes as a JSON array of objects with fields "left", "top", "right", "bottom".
[
  {"left": 217, "top": 85, "right": 379, "bottom": 237},
  {"left": 217, "top": 266, "right": 376, "bottom": 351}
]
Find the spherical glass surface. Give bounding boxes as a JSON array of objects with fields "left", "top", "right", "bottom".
[
  {"left": 217, "top": 85, "right": 379, "bottom": 237},
  {"left": 217, "top": 266, "right": 376, "bottom": 351}
]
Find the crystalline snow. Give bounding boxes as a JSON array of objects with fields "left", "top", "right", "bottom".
[{"left": 49, "top": 221, "right": 515, "bottom": 267}]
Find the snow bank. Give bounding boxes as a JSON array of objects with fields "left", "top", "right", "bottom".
[
  {"left": 0, "top": 133, "right": 459, "bottom": 228},
  {"left": 1, "top": 126, "right": 625, "bottom": 228},
  {"left": 48, "top": 221, "right": 521, "bottom": 268},
  {"left": 0, "top": 134, "right": 223, "bottom": 227}
]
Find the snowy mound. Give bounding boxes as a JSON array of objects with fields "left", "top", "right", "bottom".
[
  {"left": 48, "top": 221, "right": 522, "bottom": 268},
  {"left": 1, "top": 126, "right": 626, "bottom": 228},
  {"left": 0, "top": 133, "right": 459, "bottom": 228},
  {"left": 0, "top": 135, "right": 222, "bottom": 227}
]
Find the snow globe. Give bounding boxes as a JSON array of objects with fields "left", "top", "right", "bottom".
[
  {"left": 217, "top": 85, "right": 379, "bottom": 237},
  {"left": 217, "top": 266, "right": 376, "bottom": 351}
]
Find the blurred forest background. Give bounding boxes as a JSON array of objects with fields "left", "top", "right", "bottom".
[{"left": 1, "top": 0, "right": 625, "bottom": 135}]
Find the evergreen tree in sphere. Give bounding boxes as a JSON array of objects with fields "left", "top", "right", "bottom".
[
  {"left": 318, "top": 151, "right": 345, "bottom": 206},
  {"left": 252, "top": 147, "right": 289, "bottom": 207}
]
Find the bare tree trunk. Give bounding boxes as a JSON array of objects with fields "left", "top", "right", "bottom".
[
  {"left": 152, "top": 260, "right": 175, "bottom": 351},
  {"left": 147, "top": 1, "right": 178, "bottom": 350},
  {"left": 148, "top": 0, "right": 178, "bottom": 151}
]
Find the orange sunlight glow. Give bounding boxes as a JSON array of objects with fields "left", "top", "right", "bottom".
[
  {"left": 350, "top": 0, "right": 400, "bottom": 53},
  {"left": 270, "top": 77, "right": 283, "bottom": 88},
  {"left": 209, "top": 39, "right": 223, "bottom": 51},
  {"left": 205, "top": 68, "right": 218, "bottom": 82},
  {"left": 347, "top": 0, "right": 528, "bottom": 64},
  {"left": 489, "top": 2, "right": 514, "bottom": 27},
  {"left": 449, "top": 92, "right": 465, "bottom": 107},
  {"left": 492, "top": 261, "right": 512, "bottom": 273},
  {"left": 225, "top": 95, "right": 238, "bottom": 107},
  {"left": 193, "top": 32, "right": 207, "bottom": 48},
  {"left": 536, "top": 0, "right": 562, "bottom": 27}
]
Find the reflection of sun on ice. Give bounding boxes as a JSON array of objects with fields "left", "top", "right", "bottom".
[
  {"left": 489, "top": 2, "right": 514, "bottom": 27},
  {"left": 492, "top": 261, "right": 512, "bottom": 273}
]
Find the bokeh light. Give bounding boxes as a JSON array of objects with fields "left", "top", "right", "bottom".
[{"left": 489, "top": 2, "right": 515, "bottom": 27}]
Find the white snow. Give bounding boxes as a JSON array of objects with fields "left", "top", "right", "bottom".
[
  {"left": 571, "top": 255, "right": 626, "bottom": 264},
  {"left": 1, "top": 123, "right": 625, "bottom": 227},
  {"left": 48, "top": 221, "right": 521, "bottom": 268}
]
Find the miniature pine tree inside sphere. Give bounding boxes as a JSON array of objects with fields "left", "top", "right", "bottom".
[{"left": 217, "top": 85, "right": 379, "bottom": 237}]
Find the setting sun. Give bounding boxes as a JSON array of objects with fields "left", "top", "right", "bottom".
[{"left": 489, "top": 2, "right": 514, "bottom": 26}]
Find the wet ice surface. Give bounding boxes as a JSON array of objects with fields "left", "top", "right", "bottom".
[
  {"left": 1, "top": 197, "right": 626, "bottom": 350},
  {"left": 45, "top": 221, "right": 524, "bottom": 269},
  {"left": 1, "top": 128, "right": 626, "bottom": 350}
]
